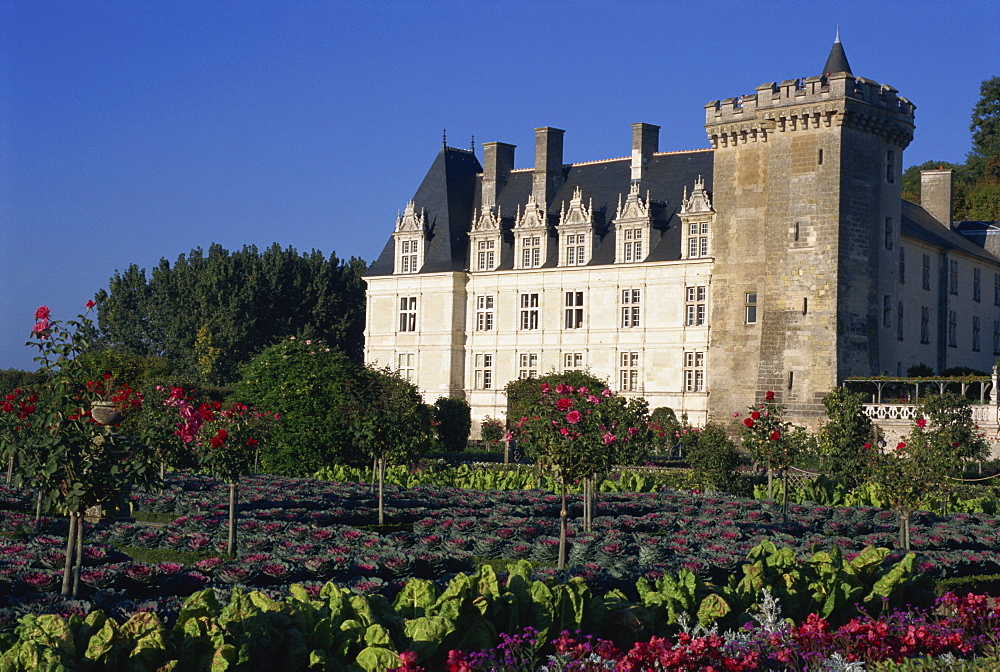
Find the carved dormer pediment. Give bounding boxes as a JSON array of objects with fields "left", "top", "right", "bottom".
[
  {"left": 515, "top": 194, "right": 548, "bottom": 231},
  {"left": 395, "top": 200, "right": 427, "bottom": 233},
  {"left": 472, "top": 206, "right": 503, "bottom": 233},
  {"left": 681, "top": 176, "right": 714, "bottom": 214},
  {"left": 560, "top": 186, "right": 595, "bottom": 228},
  {"left": 615, "top": 182, "right": 652, "bottom": 223}
]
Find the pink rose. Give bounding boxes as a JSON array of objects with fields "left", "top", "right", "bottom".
[
  {"left": 601, "top": 388, "right": 612, "bottom": 398},
  {"left": 916, "top": 418, "right": 927, "bottom": 428},
  {"left": 566, "top": 410, "right": 582, "bottom": 424},
  {"left": 34, "top": 306, "right": 50, "bottom": 320},
  {"left": 603, "top": 432, "right": 616, "bottom": 445},
  {"left": 556, "top": 397, "right": 572, "bottom": 410}
]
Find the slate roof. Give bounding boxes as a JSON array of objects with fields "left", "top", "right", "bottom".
[
  {"left": 900, "top": 200, "right": 1000, "bottom": 264},
  {"left": 366, "top": 147, "right": 714, "bottom": 276},
  {"left": 823, "top": 32, "right": 852, "bottom": 75},
  {"left": 367, "top": 146, "right": 482, "bottom": 277}
]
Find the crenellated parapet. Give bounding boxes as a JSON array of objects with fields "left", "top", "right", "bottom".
[{"left": 705, "top": 73, "right": 915, "bottom": 149}]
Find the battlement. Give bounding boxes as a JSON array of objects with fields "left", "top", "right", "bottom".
[{"left": 705, "top": 73, "right": 915, "bottom": 126}]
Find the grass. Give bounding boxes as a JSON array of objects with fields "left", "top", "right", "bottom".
[{"left": 116, "top": 544, "right": 229, "bottom": 566}]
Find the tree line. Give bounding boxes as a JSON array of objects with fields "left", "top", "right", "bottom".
[{"left": 92, "top": 243, "right": 367, "bottom": 385}]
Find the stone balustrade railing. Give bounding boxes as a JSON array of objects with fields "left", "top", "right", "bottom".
[
  {"left": 863, "top": 403, "right": 998, "bottom": 424},
  {"left": 862, "top": 404, "right": 919, "bottom": 421}
]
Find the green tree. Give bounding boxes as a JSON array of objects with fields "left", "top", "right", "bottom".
[
  {"left": 198, "top": 401, "right": 278, "bottom": 554},
  {"left": 431, "top": 397, "right": 471, "bottom": 453},
  {"left": 346, "top": 367, "right": 433, "bottom": 525},
  {"left": 919, "top": 392, "right": 991, "bottom": 474},
  {"left": 873, "top": 394, "right": 991, "bottom": 550},
  {"left": 967, "top": 76, "right": 1000, "bottom": 181},
  {"left": 508, "top": 377, "right": 647, "bottom": 568},
  {"left": 232, "top": 338, "right": 365, "bottom": 475},
  {"left": 96, "top": 244, "right": 367, "bottom": 384},
  {"left": 817, "top": 387, "right": 883, "bottom": 490},
  {"left": 739, "top": 391, "right": 809, "bottom": 521}
]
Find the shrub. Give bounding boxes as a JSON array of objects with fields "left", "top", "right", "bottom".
[
  {"left": 232, "top": 338, "right": 364, "bottom": 475},
  {"left": 818, "top": 387, "right": 882, "bottom": 489},
  {"left": 685, "top": 423, "right": 740, "bottom": 493},
  {"left": 432, "top": 397, "right": 471, "bottom": 453},
  {"left": 479, "top": 417, "right": 505, "bottom": 446},
  {"left": 649, "top": 407, "right": 681, "bottom": 455},
  {"left": 0, "top": 369, "right": 45, "bottom": 397}
]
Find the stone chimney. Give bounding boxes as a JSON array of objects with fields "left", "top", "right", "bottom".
[
  {"left": 921, "top": 168, "right": 954, "bottom": 229},
  {"left": 482, "top": 142, "right": 515, "bottom": 208},
  {"left": 532, "top": 127, "right": 565, "bottom": 208},
  {"left": 631, "top": 123, "right": 660, "bottom": 182}
]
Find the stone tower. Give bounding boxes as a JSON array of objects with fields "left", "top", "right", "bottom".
[{"left": 704, "top": 35, "right": 915, "bottom": 423}]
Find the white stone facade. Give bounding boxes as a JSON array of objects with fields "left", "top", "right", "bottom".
[{"left": 363, "top": 43, "right": 1000, "bottom": 434}]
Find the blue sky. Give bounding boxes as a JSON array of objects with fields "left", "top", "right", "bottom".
[{"left": 2, "top": 0, "right": 998, "bottom": 371}]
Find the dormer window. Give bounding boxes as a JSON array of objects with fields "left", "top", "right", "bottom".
[
  {"left": 558, "top": 187, "right": 601, "bottom": 268},
  {"left": 513, "top": 195, "right": 552, "bottom": 270},
  {"left": 564, "top": 233, "right": 587, "bottom": 266},
  {"left": 687, "top": 222, "right": 710, "bottom": 258},
  {"left": 399, "top": 240, "right": 420, "bottom": 273},
  {"left": 679, "top": 176, "right": 714, "bottom": 260},
  {"left": 469, "top": 207, "right": 505, "bottom": 273},
  {"left": 521, "top": 236, "right": 542, "bottom": 268},
  {"left": 393, "top": 200, "right": 427, "bottom": 274},
  {"left": 613, "top": 183, "right": 656, "bottom": 264},
  {"left": 476, "top": 239, "right": 495, "bottom": 271},
  {"left": 622, "top": 228, "right": 643, "bottom": 262}
]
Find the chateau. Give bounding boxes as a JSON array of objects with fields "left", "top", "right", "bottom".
[{"left": 363, "top": 37, "right": 1000, "bottom": 431}]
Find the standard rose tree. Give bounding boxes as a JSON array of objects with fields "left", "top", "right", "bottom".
[{"left": 18, "top": 303, "right": 160, "bottom": 596}]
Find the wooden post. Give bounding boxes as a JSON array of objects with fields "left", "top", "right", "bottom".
[
  {"left": 558, "top": 484, "right": 568, "bottom": 570},
  {"left": 72, "top": 514, "right": 83, "bottom": 597},
  {"left": 378, "top": 457, "right": 386, "bottom": 526},
  {"left": 61, "top": 513, "right": 77, "bottom": 597},
  {"left": 227, "top": 482, "right": 238, "bottom": 556}
]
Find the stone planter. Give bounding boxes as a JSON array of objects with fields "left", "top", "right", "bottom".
[{"left": 90, "top": 401, "right": 122, "bottom": 426}]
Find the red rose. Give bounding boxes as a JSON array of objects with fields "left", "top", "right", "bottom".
[
  {"left": 556, "top": 397, "right": 572, "bottom": 411},
  {"left": 770, "top": 431, "right": 781, "bottom": 441},
  {"left": 743, "top": 418, "right": 754, "bottom": 428},
  {"left": 765, "top": 390, "right": 775, "bottom": 401},
  {"left": 751, "top": 411, "right": 761, "bottom": 420}
]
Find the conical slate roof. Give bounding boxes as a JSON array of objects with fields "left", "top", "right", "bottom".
[{"left": 822, "top": 29, "right": 852, "bottom": 75}]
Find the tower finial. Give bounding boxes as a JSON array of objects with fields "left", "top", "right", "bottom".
[
  {"left": 470, "top": 135, "right": 475, "bottom": 152},
  {"left": 822, "top": 27, "right": 852, "bottom": 75},
  {"left": 442, "top": 129, "right": 447, "bottom": 148}
]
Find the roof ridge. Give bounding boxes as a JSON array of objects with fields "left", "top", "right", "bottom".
[{"left": 505, "top": 148, "right": 714, "bottom": 173}]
